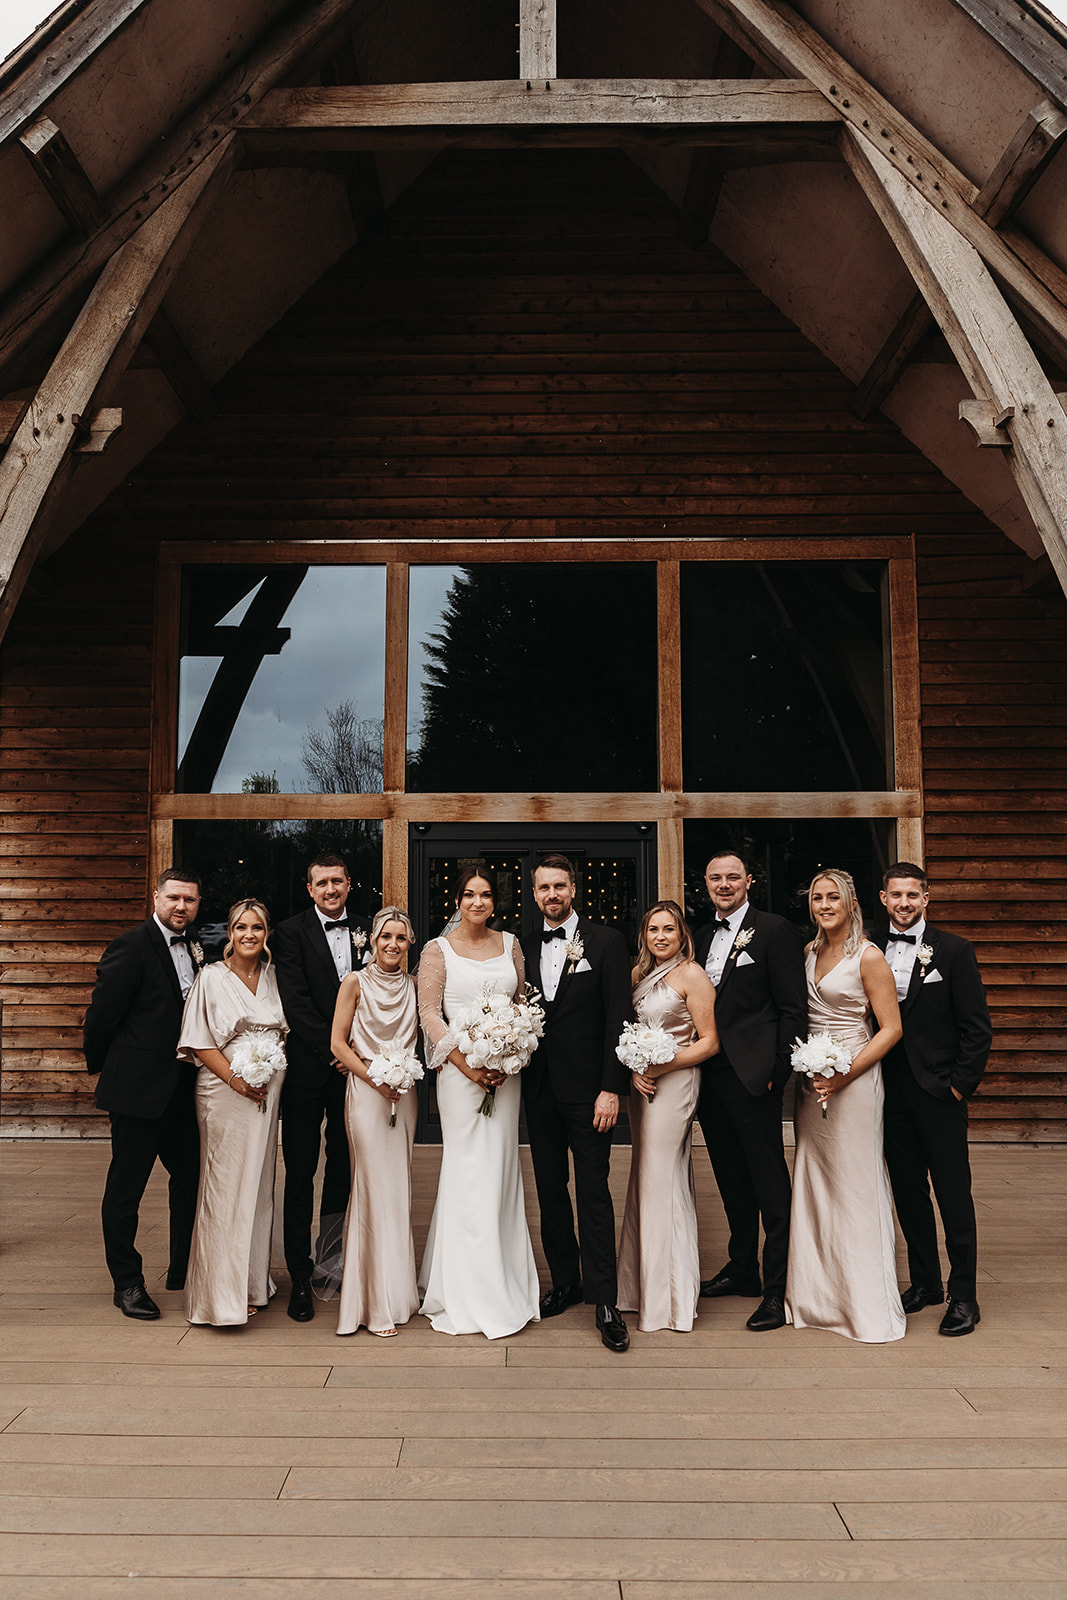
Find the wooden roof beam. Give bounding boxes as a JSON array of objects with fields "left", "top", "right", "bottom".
[
  {"left": 694, "top": 0, "right": 1067, "bottom": 371},
  {"left": 18, "top": 116, "right": 107, "bottom": 237},
  {"left": 0, "top": 0, "right": 371, "bottom": 383},
  {"left": 519, "top": 0, "right": 556, "bottom": 81},
  {"left": 678, "top": 34, "right": 754, "bottom": 246},
  {"left": 853, "top": 99, "right": 1067, "bottom": 418},
  {"left": 843, "top": 128, "right": 1067, "bottom": 597},
  {"left": 0, "top": 0, "right": 149, "bottom": 149},
  {"left": 240, "top": 79, "right": 841, "bottom": 150},
  {"left": 0, "top": 140, "right": 236, "bottom": 647}
]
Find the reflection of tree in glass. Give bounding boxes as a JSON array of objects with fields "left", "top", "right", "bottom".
[
  {"left": 411, "top": 565, "right": 657, "bottom": 792},
  {"left": 301, "top": 700, "right": 384, "bottom": 794},
  {"left": 242, "top": 771, "right": 280, "bottom": 794}
]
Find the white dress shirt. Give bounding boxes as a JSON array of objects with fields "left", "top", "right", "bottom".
[
  {"left": 540, "top": 909, "right": 579, "bottom": 1002},
  {"left": 317, "top": 905, "right": 354, "bottom": 981},
  {"left": 704, "top": 901, "right": 750, "bottom": 989},
  {"left": 154, "top": 913, "right": 196, "bottom": 999},
  {"left": 886, "top": 915, "right": 926, "bottom": 1001}
]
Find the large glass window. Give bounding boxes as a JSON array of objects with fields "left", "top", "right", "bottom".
[
  {"left": 178, "top": 565, "right": 386, "bottom": 792},
  {"left": 681, "top": 562, "right": 889, "bottom": 791},
  {"left": 407, "top": 563, "right": 658, "bottom": 791}
]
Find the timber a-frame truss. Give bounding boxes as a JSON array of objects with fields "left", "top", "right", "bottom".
[{"left": 4, "top": 0, "right": 1067, "bottom": 642}]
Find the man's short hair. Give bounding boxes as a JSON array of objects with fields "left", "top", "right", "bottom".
[
  {"left": 704, "top": 848, "right": 753, "bottom": 877},
  {"left": 307, "top": 853, "right": 349, "bottom": 882},
  {"left": 532, "top": 852, "right": 577, "bottom": 885},
  {"left": 156, "top": 867, "right": 201, "bottom": 892},
  {"left": 882, "top": 860, "right": 928, "bottom": 891}
]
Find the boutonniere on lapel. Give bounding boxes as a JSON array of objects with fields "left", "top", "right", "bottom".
[
  {"left": 732, "top": 928, "right": 755, "bottom": 956},
  {"left": 565, "top": 934, "right": 585, "bottom": 975},
  {"left": 917, "top": 942, "right": 934, "bottom": 975},
  {"left": 352, "top": 929, "right": 368, "bottom": 964},
  {"left": 189, "top": 941, "right": 205, "bottom": 968}
]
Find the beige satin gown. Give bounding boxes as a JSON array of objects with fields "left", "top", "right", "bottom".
[
  {"left": 177, "top": 962, "right": 287, "bottom": 1327},
  {"left": 617, "top": 977, "right": 701, "bottom": 1333},
  {"left": 785, "top": 943, "right": 906, "bottom": 1344},
  {"left": 336, "top": 964, "right": 421, "bottom": 1336}
]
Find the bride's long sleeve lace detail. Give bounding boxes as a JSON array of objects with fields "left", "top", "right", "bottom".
[
  {"left": 511, "top": 939, "right": 526, "bottom": 998},
  {"left": 417, "top": 939, "right": 455, "bottom": 1071}
]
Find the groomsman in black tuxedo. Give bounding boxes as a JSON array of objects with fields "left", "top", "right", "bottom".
[
  {"left": 274, "top": 854, "right": 372, "bottom": 1321},
  {"left": 877, "top": 862, "right": 992, "bottom": 1337},
  {"left": 83, "top": 868, "right": 204, "bottom": 1319},
  {"left": 693, "top": 850, "right": 807, "bottom": 1332},
  {"left": 521, "top": 854, "right": 634, "bottom": 1352}
]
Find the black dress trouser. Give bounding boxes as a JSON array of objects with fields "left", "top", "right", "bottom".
[
  {"left": 101, "top": 1069, "right": 199, "bottom": 1291},
  {"left": 695, "top": 1060, "right": 792, "bottom": 1296},
  {"left": 280, "top": 1068, "right": 351, "bottom": 1282},
  {"left": 524, "top": 1091, "right": 618, "bottom": 1306}
]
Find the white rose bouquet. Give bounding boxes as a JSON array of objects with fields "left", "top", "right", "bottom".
[
  {"left": 228, "top": 1028, "right": 287, "bottom": 1113},
  {"left": 366, "top": 1040, "right": 425, "bottom": 1127},
  {"left": 791, "top": 1031, "right": 852, "bottom": 1118},
  {"left": 450, "top": 982, "right": 545, "bottom": 1117},
  {"left": 616, "top": 1019, "right": 676, "bottom": 1101}
]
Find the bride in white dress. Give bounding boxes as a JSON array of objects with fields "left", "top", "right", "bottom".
[{"left": 417, "top": 865, "right": 540, "bottom": 1339}]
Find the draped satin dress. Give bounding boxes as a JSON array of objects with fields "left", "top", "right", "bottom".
[
  {"left": 336, "top": 964, "right": 421, "bottom": 1337},
  {"left": 785, "top": 944, "right": 906, "bottom": 1344},
  {"left": 177, "top": 962, "right": 287, "bottom": 1327},
  {"left": 617, "top": 975, "right": 701, "bottom": 1332}
]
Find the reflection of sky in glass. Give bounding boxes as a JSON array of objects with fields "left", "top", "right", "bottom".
[
  {"left": 179, "top": 567, "right": 386, "bottom": 793},
  {"left": 407, "top": 566, "right": 461, "bottom": 753}
]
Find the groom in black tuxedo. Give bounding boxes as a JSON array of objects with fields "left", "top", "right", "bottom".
[
  {"left": 693, "top": 850, "right": 807, "bottom": 1332},
  {"left": 877, "top": 862, "right": 991, "bottom": 1337},
  {"left": 83, "top": 867, "right": 203, "bottom": 1319},
  {"left": 521, "top": 854, "right": 634, "bottom": 1352},
  {"left": 274, "top": 854, "right": 372, "bottom": 1321}
]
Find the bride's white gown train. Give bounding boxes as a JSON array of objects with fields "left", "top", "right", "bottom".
[{"left": 418, "top": 932, "right": 540, "bottom": 1339}]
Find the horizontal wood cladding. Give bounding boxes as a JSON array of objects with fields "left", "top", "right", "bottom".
[
  {"left": 918, "top": 532, "right": 1067, "bottom": 1140},
  {"left": 1, "top": 148, "right": 1061, "bottom": 1135}
]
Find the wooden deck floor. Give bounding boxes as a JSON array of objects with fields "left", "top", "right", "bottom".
[{"left": 0, "top": 1138, "right": 1065, "bottom": 1598}]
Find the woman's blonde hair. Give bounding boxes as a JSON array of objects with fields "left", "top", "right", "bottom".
[
  {"left": 372, "top": 905, "right": 416, "bottom": 949},
  {"left": 808, "top": 868, "right": 865, "bottom": 956},
  {"left": 223, "top": 897, "right": 272, "bottom": 964},
  {"left": 635, "top": 899, "right": 695, "bottom": 980}
]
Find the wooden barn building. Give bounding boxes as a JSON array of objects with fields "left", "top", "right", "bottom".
[{"left": 2, "top": 0, "right": 1067, "bottom": 1141}]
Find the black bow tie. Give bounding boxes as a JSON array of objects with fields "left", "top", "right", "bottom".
[
  {"left": 169, "top": 934, "right": 187, "bottom": 946},
  {"left": 542, "top": 927, "right": 568, "bottom": 942},
  {"left": 324, "top": 920, "right": 349, "bottom": 932},
  {"left": 715, "top": 919, "right": 733, "bottom": 931},
  {"left": 888, "top": 932, "right": 917, "bottom": 944}
]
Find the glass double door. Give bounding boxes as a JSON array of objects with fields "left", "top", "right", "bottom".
[{"left": 409, "top": 822, "right": 656, "bottom": 1141}]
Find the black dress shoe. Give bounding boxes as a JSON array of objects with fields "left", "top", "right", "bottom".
[
  {"left": 595, "top": 1304, "right": 630, "bottom": 1352},
  {"left": 539, "top": 1282, "right": 583, "bottom": 1318},
  {"left": 288, "top": 1280, "right": 314, "bottom": 1322},
  {"left": 900, "top": 1283, "right": 944, "bottom": 1314},
  {"left": 114, "top": 1284, "right": 160, "bottom": 1321},
  {"left": 939, "top": 1299, "right": 980, "bottom": 1336},
  {"left": 746, "top": 1294, "right": 786, "bottom": 1332},
  {"left": 700, "top": 1266, "right": 762, "bottom": 1299}
]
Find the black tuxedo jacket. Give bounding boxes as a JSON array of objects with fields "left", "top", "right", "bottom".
[
  {"left": 874, "top": 922, "right": 991, "bottom": 1100},
  {"left": 521, "top": 918, "right": 633, "bottom": 1105},
  {"left": 274, "top": 901, "right": 372, "bottom": 1090},
  {"left": 694, "top": 907, "right": 807, "bottom": 1096},
  {"left": 83, "top": 918, "right": 194, "bottom": 1119}
]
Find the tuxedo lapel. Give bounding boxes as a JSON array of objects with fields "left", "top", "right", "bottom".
[
  {"left": 305, "top": 908, "right": 340, "bottom": 985},
  {"left": 146, "top": 920, "right": 184, "bottom": 1006},
  {"left": 902, "top": 927, "right": 939, "bottom": 1016},
  {"left": 714, "top": 907, "right": 757, "bottom": 994},
  {"left": 546, "top": 918, "right": 587, "bottom": 1010}
]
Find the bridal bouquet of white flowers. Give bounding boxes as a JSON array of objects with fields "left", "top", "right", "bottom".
[
  {"left": 616, "top": 1020, "right": 676, "bottom": 1101},
  {"left": 228, "top": 1028, "right": 287, "bottom": 1113},
  {"left": 366, "top": 1040, "right": 425, "bottom": 1127},
  {"left": 791, "top": 1031, "right": 852, "bottom": 1118},
  {"left": 450, "top": 982, "right": 545, "bottom": 1117}
]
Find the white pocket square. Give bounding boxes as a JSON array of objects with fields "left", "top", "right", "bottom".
[
  {"left": 735, "top": 951, "right": 756, "bottom": 967},
  {"left": 922, "top": 969, "right": 942, "bottom": 983},
  {"left": 574, "top": 959, "right": 592, "bottom": 973}
]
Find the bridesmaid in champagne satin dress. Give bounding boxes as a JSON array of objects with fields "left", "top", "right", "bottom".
[
  {"left": 617, "top": 901, "right": 720, "bottom": 1332},
  {"left": 785, "top": 869, "right": 906, "bottom": 1344},
  {"left": 331, "top": 907, "right": 421, "bottom": 1338},
  {"left": 178, "top": 898, "right": 287, "bottom": 1327}
]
